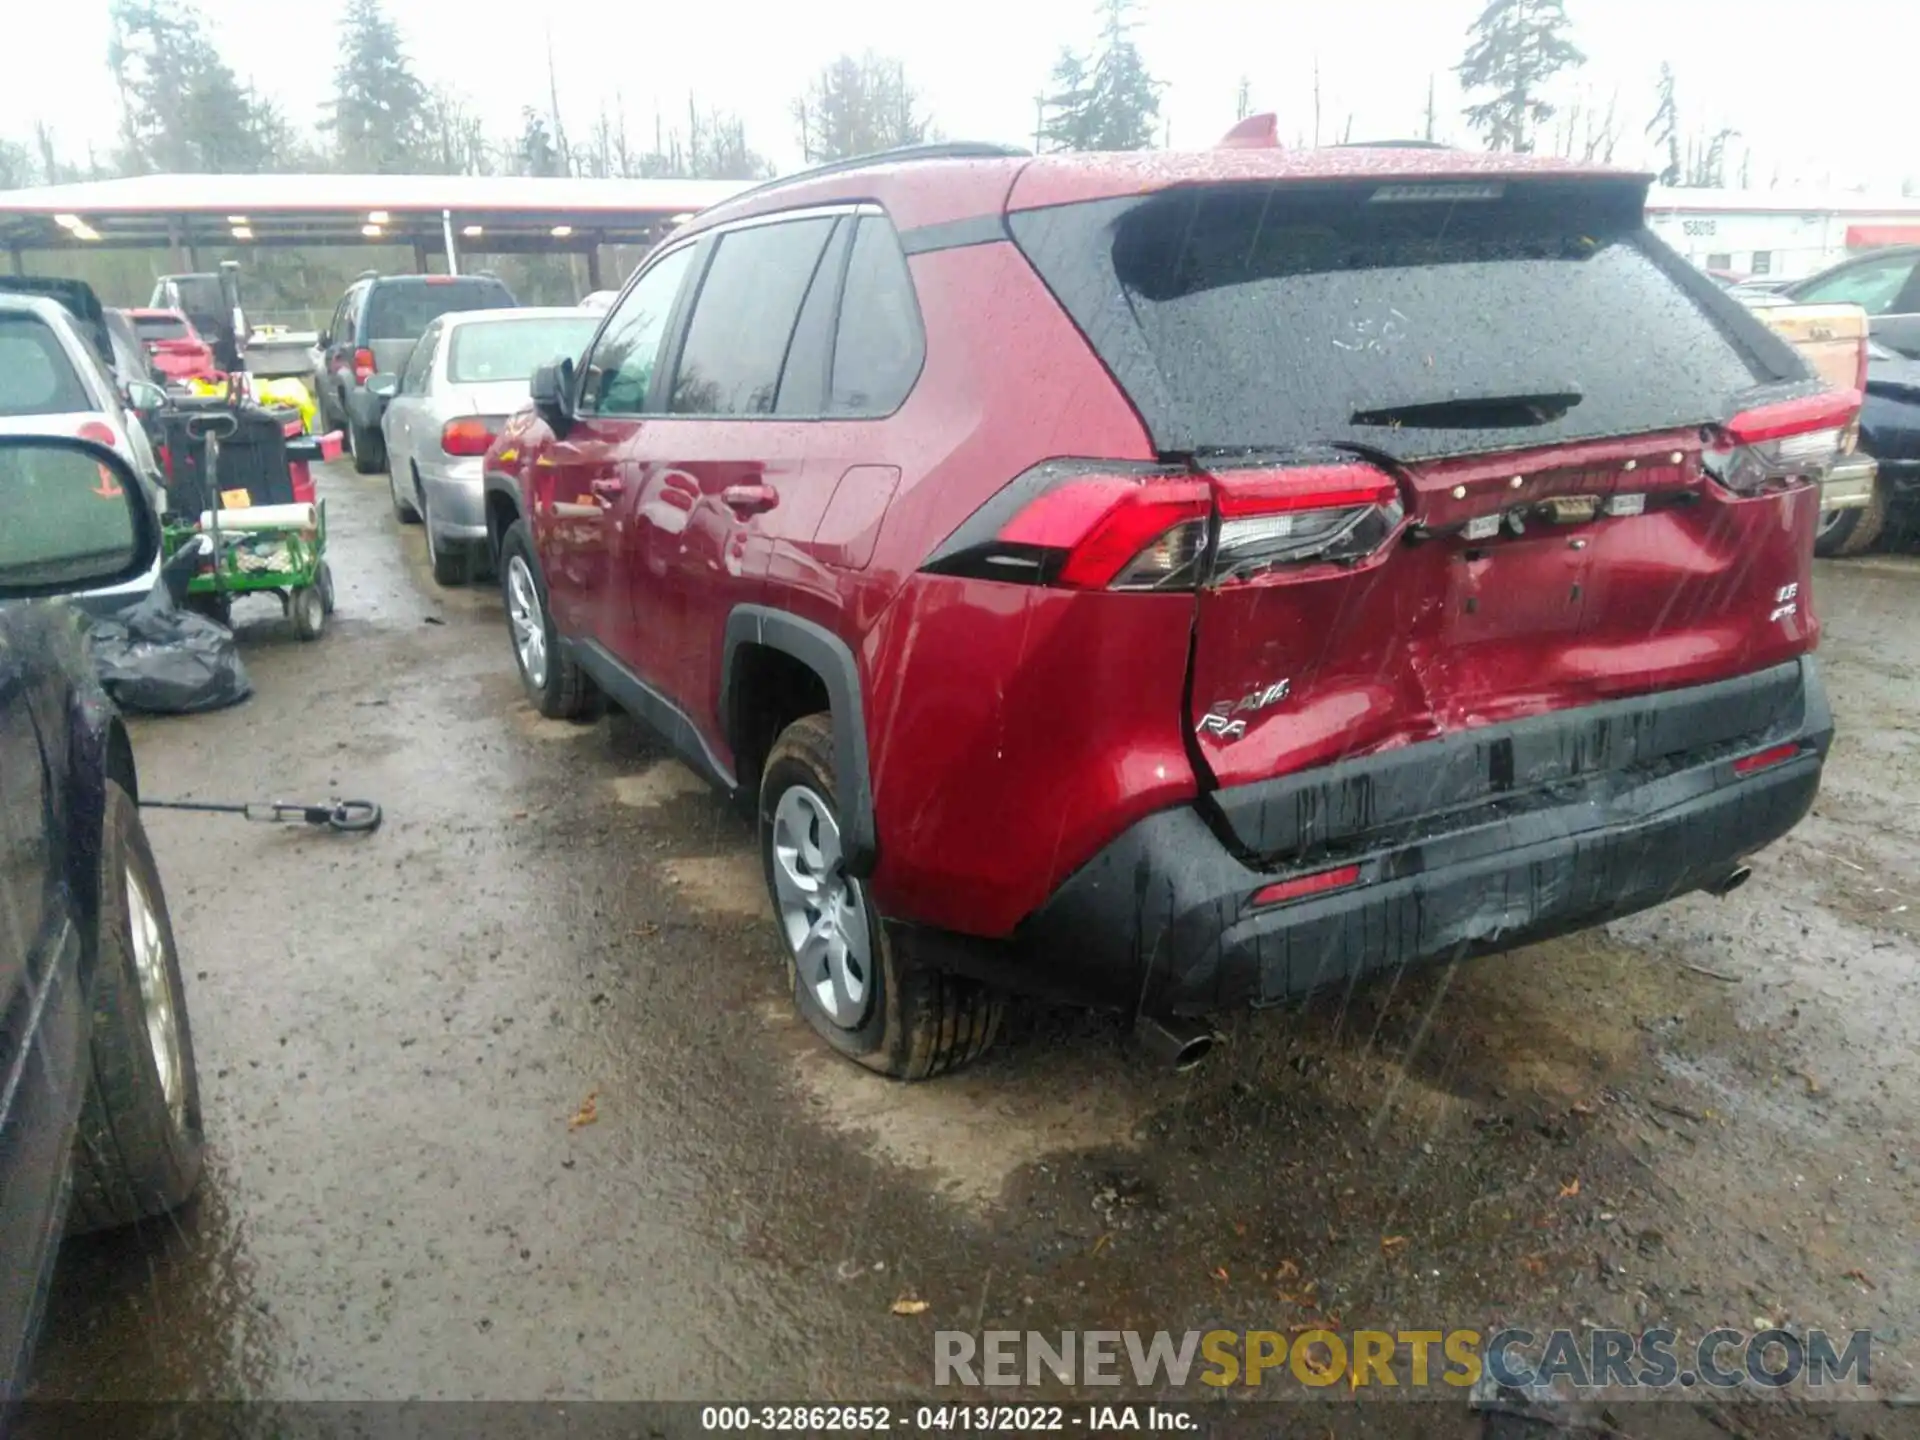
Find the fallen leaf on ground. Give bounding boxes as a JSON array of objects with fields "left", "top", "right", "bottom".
[
  {"left": 1090, "top": 1234, "right": 1111, "bottom": 1256},
  {"left": 1559, "top": 1177, "right": 1581, "bottom": 1199},
  {"left": 1210, "top": 1267, "right": 1230, "bottom": 1282},
  {"left": 1272, "top": 1259, "right": 1300, "bottom": 1282},
  {"left": 1571, "top": 1100, "right": 1596, "bottom": 1117},
  {"left": 890, "top": 1296, "right": 930, "bottom": 1316},
  {"left": 568, "top": 1090, "right": 599, "bottom": 1129},
  {"left": 1521, "top": 1254, "right": 1548, "bottom": 1276},
  {"left": 1843, "top": 1268, "right": 1876, "bottom": 1290},
  {"left": 1380, "top": 1235, "right": 1409, "bottom": 1256}
]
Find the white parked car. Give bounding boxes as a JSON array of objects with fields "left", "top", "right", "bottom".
[
  {"left": 0, "top": 293, "right": 169, "bottom": 614},
  {"left": 374, "top": 307, "right": 601, "bottom": 585}
]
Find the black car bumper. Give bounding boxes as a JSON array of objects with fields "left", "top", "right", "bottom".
[{"left": 1000, "top": 659, "right": 1831, "bottom": 1016}]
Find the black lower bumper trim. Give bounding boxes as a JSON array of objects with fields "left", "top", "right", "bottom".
[{"left": 1007, "top": 659, "right": 1831, "bottom": 1015}]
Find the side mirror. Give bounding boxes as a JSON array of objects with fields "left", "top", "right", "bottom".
[
  {"left": 124, "top": 379, "right": 168, "bottom": 413},
  {"left": 367, "top": 373, "right": 399, "bottom": 400},
  {"left": 0, "top": 437, "right": 160, "bottom": 601},
  {"left": 530, "top": 357, "right": 575, "bottom": 431}
]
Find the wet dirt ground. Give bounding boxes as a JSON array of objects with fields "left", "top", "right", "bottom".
[{"left": 24, "top": 459, "right": 1920, "bottom": 1426}]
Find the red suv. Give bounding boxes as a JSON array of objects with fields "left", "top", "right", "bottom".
[{"left": 484, "top": 141, "right": 1843, "bottom": 1079}]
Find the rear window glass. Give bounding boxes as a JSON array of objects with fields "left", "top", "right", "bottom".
[
  {"left": 0, "top": 315, "right": 93, "bottom": 415},
  {"left": 364, "top": 281, "right": 515, "bottom": 341},
  {"left": 1010, "top": 180, "right": 1784, "bottom": 461},
  {"left": 134, "top": 314, "right": 190, "bottom": 340},
  {"left": 447, "top": 316, "right": 598, "bottom": 384}
]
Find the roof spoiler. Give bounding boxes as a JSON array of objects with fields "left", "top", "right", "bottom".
[{"left": 1217, "top": 113, "right": 1281, "bottom": 149}]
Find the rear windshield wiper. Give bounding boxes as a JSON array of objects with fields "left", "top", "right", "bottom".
[{"left": 1351, "top": 391, "right": 1583, "bottom": 430}]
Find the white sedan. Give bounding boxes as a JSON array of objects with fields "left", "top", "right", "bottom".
[{"left": 375, "top": 307, "right": 599, "bottom": 585}]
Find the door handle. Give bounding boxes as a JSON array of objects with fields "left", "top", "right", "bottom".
[
  {"left": 589, "top": 477, "right": 625, "bottom": 505},
  {"left": 721, "top": 483, "right": 779, "bottom": 516}
]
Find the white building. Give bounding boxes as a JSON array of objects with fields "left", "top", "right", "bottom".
[{"left": 1645, "top": 188, "right": 1920, "bottom": 282}]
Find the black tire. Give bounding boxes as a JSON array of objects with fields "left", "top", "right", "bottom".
[
  {"left": 290, "top": 584, "right": 325, "bottom": 640},
  {"left": 759, "top": 713, "right": 1002, "bottom": 1080},
  {"left": 350, "top": 417, "right": 385, "bottom": 475},
  {"left": 317, "top": 559, "right": 336, "bottom": 615},
  {"left": 389, "top": 463, "right": 420, "bottom": 523},
  {"left": 68, "top": 782, "right": 204, "bottom": 1233},
  {"left": 1814, "top": 477, "right": 1890, "bottom": 558},
  {"left": 498, "top": 520, "right": 596, "bottom": 719},
  {"left": 422, "top": 489, "right": 467, "bottom": 586}
]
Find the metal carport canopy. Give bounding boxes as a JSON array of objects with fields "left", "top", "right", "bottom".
[{"left": 0, "top": 172, "right": 752, "bottom": 262}]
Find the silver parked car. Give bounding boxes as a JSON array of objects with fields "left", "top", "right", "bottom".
[{"left": 374, "top": 307, "right": 599, "bottom": 585}]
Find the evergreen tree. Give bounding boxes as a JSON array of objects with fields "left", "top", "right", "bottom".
[
  {"left": 109, "top": 0, "right": 279, "bottom": 172},
  {"left": 1042, "top": 0, "right": 1161, "bottom": 152},
  {"left": 792, "top": 53, "right": 931, "bottom": 163},
  {"left": 1646, "top": 62, "right": 1681, "bottom": 186},
  {"left": 1455, "top": 0, "right": 1585, "bottom": 153},
  {"left": 325, "top": 0, "right": 431, "bottom": 172}
]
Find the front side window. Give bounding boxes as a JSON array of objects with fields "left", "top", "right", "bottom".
[
  {"left": 583, "top": 246, "right": 697, "bottom": 415},
  {"left": 670, "top": 217, "right": 837, "bottom": 416}
]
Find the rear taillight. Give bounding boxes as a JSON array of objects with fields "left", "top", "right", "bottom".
[
  {"left": 441, "top": 417, "right": 499, "bottom": 456},
  {"left": 353, "top": 347, "right": 376, "bottom": 383},
  {"left": 924, "top": 460, "right": 1403, "bottom": 592},
  {"left": 1207, "top": 464, "right": 1402, "bottom": 584},
  {"left": 1703, "top": 390, "right": 1860, "bottom": 495}
]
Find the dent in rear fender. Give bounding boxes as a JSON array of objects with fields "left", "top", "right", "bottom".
[{"left": 721, "top": 606, "right": 877, "bottom": 876}]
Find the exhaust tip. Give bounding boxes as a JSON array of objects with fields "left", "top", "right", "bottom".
[
  {"left": 1706, "top": 864, "right": 1753, "bottom": 898},
  {"left": 1135, "top": 1015, "right": 1218, "bottom": 1072}
]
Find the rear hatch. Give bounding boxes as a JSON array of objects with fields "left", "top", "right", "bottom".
[
  {"left": 364, "top": 279, "right": 517, "bottom": 377},
  {"left": 1009, "top": 172, "right": 1843, "bottom": 855}
]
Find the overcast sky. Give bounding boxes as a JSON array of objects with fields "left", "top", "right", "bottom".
[{"left": 3, "top": 0, "right": 1913, "bottom": 192}]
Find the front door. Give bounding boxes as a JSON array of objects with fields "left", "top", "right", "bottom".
[{"left": 535, "top": 245, "right": 698, "bottom": 652}]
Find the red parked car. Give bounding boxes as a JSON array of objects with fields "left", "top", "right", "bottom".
[
  {"left": 482, "top": 141, "right": 1844, "bottom": 1078},
  {"left": 126, "top": 307, "right": 219, "bottom": 383}
]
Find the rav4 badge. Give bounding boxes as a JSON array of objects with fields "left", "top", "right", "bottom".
[{"left": 1198, "top": 680, "right": 1292, "bottom": 740}]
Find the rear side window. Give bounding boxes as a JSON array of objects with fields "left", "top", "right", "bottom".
[
  {"left": 829, "top": 216, "right": 924, "bottom": 415},
  {"left": 0, "top": 315, "right": 93, "bottom": 415},
  {"left": 671, "top": 217, "right": 837, "bottom": 416},
  {"left": 363, "top": 281, "right": 515, "bottom": 341},
  {"left": 1010, "top": 179, "right": 1784, "bottom": 462}
]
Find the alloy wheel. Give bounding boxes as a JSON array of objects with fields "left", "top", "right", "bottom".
[
  {"left": 505, "top": 555, "right": 548, "bottom": 689},
  {"left": 770, "top": 785, "right": 873, "bottom": 1029}
]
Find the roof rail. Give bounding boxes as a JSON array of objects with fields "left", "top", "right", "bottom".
[
  {"left": 1333, "top": 139, "right": 1459, "bottom": 150},
  {"left": 718, "top": 141, "right": 1031, "bottom": 209}
]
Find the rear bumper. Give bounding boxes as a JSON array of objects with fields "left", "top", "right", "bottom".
[
  {"left": 1006, "top": 659, "right": 1832, "bottom": 1016},
  {"left": 1819, "top": 454, "right": 1879, "bottom": 512}
]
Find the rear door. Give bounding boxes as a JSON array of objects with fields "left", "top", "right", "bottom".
[
  {"left": 622, "top": 212, "right": 840, "bottom": 749},
  {"left": 1011, "top": 175, "right": 1816, "bottom": 802},
  {"left": 532, "top": 245, "right": 697, "bottom": 643}
]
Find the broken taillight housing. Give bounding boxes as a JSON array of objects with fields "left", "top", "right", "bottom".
[
  {"left": 924, "top": 461, "right": 1404, "bottom": 592},
  {"left": 1702, "top": 391, "right": 1861, "bottom": 495}
]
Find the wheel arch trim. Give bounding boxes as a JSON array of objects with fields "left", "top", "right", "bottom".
[{"left": 721, "top": 606, "right": 876, "bottom": 877}]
